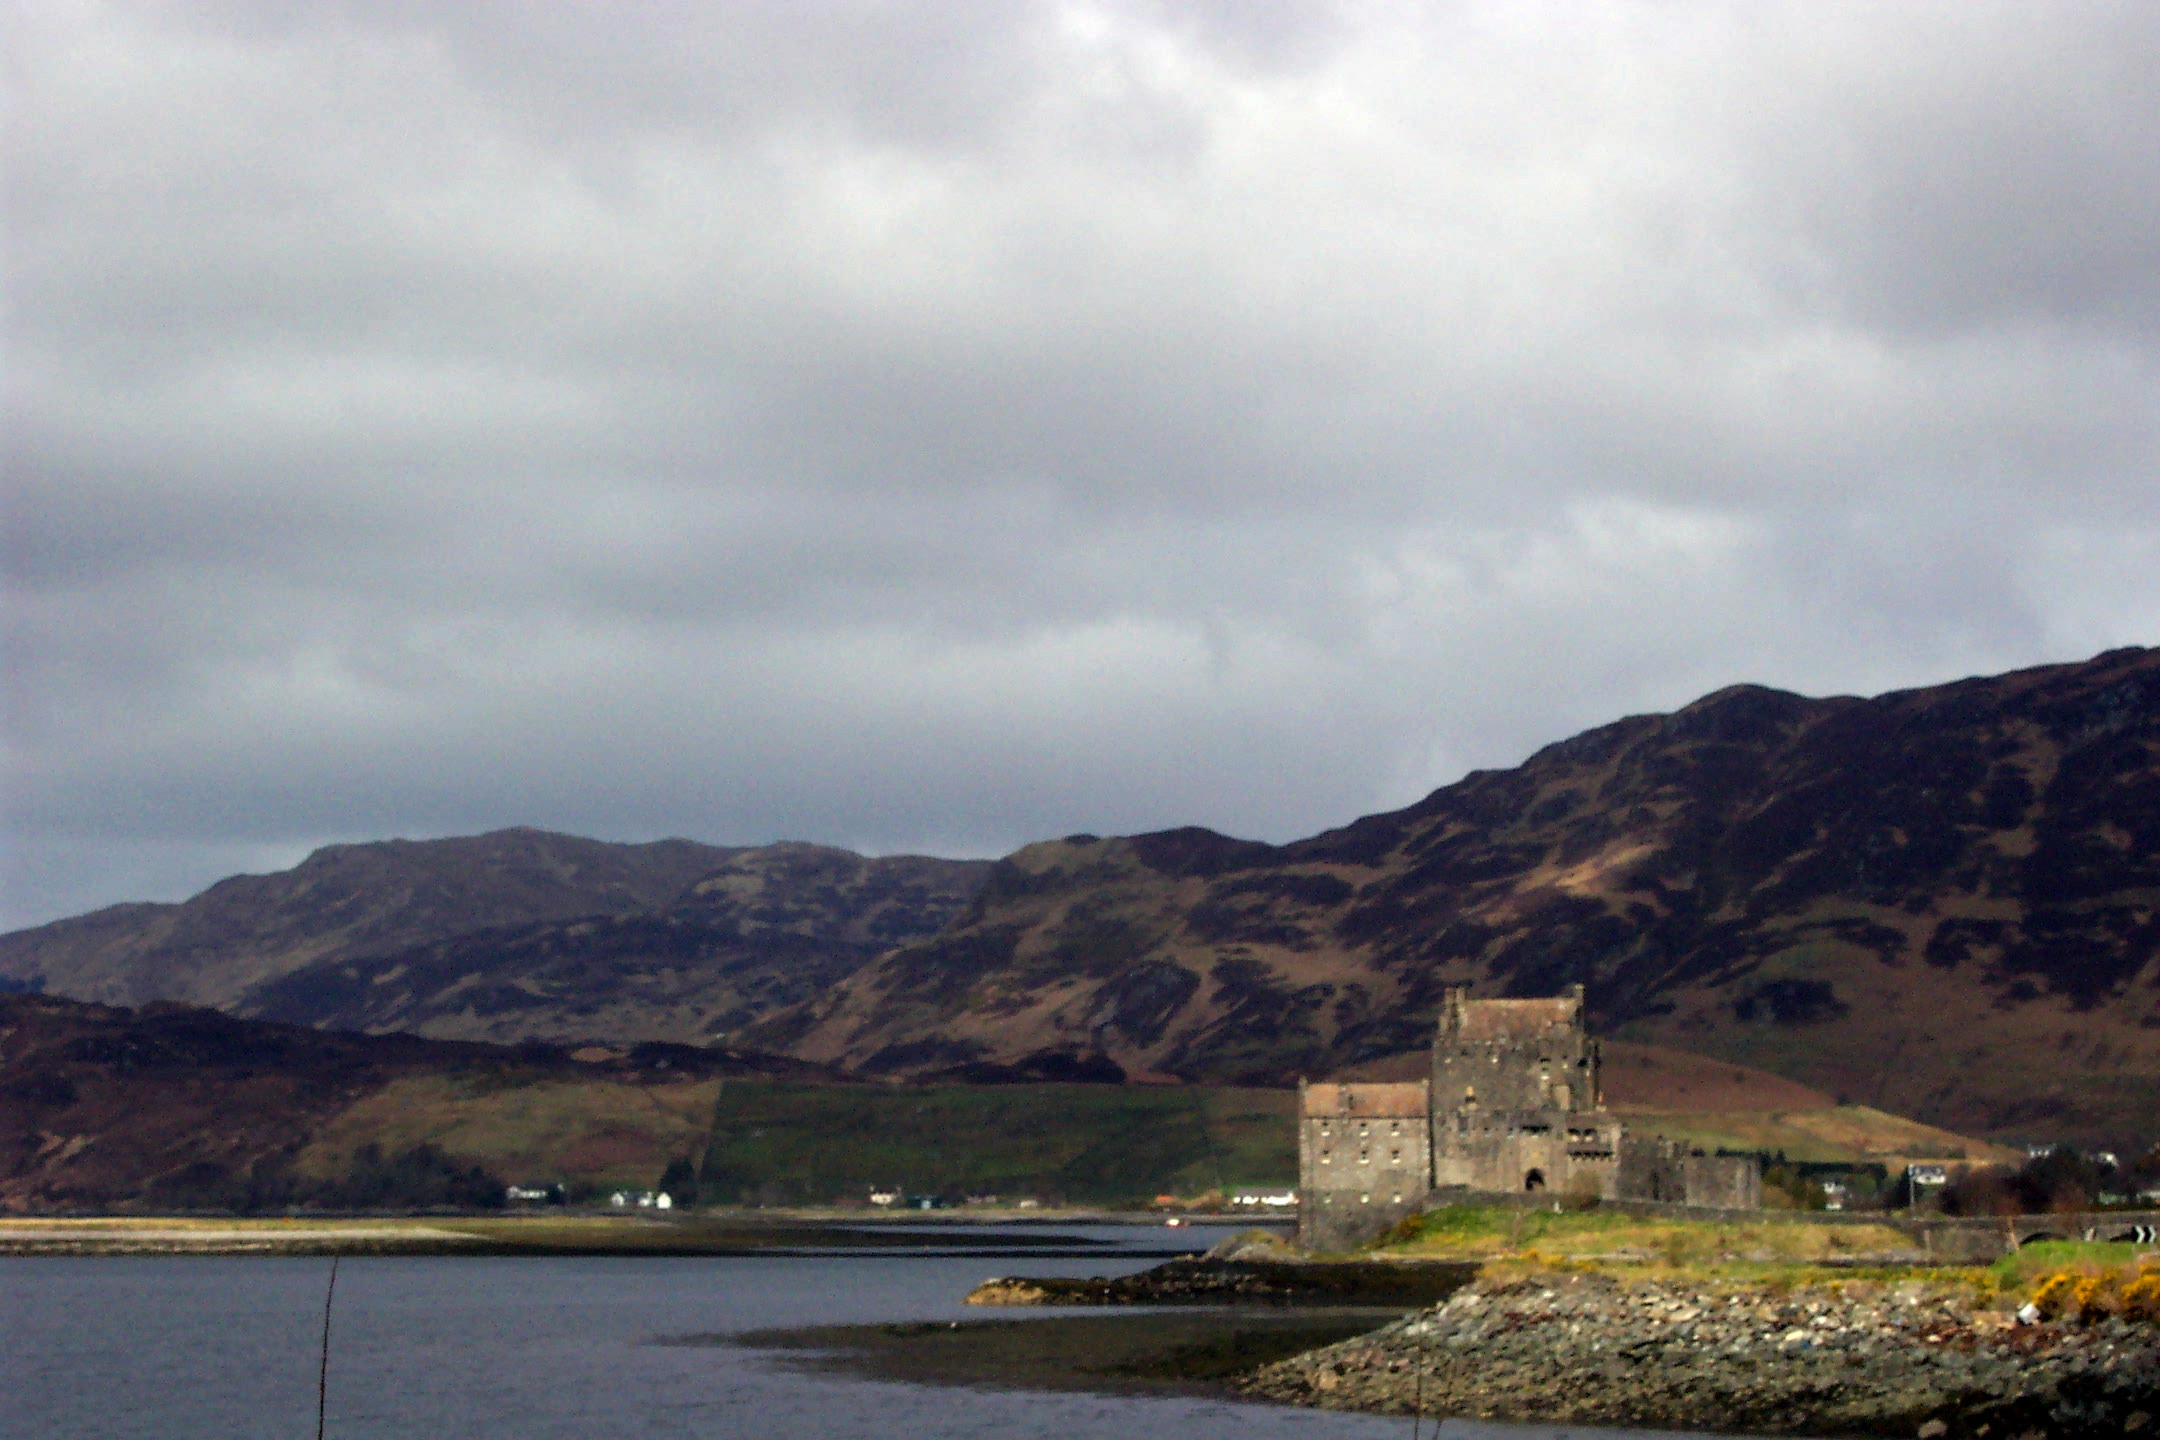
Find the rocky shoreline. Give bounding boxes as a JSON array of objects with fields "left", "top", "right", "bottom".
[
  {"left": 965, "top": 1254, "right": 1473, "bottom": 1308},
  {"left": 1239, "top": 1270, "right": 2159, "bottom": 1438}
]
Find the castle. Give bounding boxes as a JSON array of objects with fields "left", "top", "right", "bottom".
[{"left": 1298, "top": 985, "right": 1760, "bottom": 1248}]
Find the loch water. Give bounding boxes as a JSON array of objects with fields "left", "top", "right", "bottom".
[{"left": 6, "top": 1223, "right": 1752, "bottom": 1439}]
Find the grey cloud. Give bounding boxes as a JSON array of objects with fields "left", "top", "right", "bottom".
[{"left": 6, "top": 1, "right": 2158, "bottom": 928}]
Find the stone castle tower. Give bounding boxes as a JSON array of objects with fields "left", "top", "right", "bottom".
[
  {"left": 1431, "top": 983, "right": 1600, "bottom": 1114},
  {"left": 1427, "top": 983, "right": 1625, "bottom": 1199},
  {"left": 1299, "top": 985, "right": 1760, "bottom": 1249}
]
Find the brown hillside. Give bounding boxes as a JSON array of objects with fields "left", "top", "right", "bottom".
[
  {"left": 0, "top": 834, "right": 992, "bottom": 1046},
  {"left": 0, "top": 992, "right": 838, "bottom": 1212},
  {"left": 1329, "top": 1041, "right": 1832, "bottom": 1110},
  {"left": 1597, "top": 1041, "right": 1836, "bottom": 1112},
  {"left": 757, "top": 647, "right": 2160, "bottom": 1150},
  {"left": 237, "top": 845, "right": 992, "bottom": 1045},
  {"left": 0, "top": 828, "right": 740, "bottom": 1008}
]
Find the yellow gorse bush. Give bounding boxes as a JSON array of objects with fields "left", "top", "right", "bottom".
[
  {"left": 2124, "top": 1270, "right": 2160, "bottom": 1323},
  {"left": 2031, "top": 1264, "right": 2160, "bottom": 1324}
]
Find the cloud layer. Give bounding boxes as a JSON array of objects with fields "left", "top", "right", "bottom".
[{"left": 8, "top": 1, "right": 2160, "bottom": 926}]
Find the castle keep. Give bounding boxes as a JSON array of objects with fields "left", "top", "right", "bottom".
[{"left": 1299, "top": 986, "right": 1760, "bottom": 1248}]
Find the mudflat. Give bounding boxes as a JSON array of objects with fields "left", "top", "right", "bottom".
[{"left": 721, "top": 1309, "right": 1399, "bottom": 1396}]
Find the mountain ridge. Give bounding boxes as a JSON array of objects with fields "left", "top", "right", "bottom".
[
  {"left": 6, "top": 647, "right": 2157, "bottom": 1150},
  {"left": 756, "top": 646, "right": 2160, "bottom": 1148},
  {"left": 0, "top": 831, "right": 993, "bottom": 1045}
]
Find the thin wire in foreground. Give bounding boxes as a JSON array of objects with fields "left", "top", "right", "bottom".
[
  {"left": 1409, "top": 1313, "right": 1428, "bottom": 1440},
  {"left": 317, "top": 1255, "right": 340, "bottom": 1440}
]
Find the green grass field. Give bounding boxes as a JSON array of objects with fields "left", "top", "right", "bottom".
[
  {"left": 696, "top": 1082, "right": 1297, "bottom": 1206},
  {"left": 293, "top": 1074, "right": 724, "bottom": 1194}
]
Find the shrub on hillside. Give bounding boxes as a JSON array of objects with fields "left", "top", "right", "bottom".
[{"left": 321, "top": 1143, "right": 505, "bottom": 1210}]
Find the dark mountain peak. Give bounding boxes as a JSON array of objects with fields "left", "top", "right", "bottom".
[
  {"left": 1521, "top": 713, "right": 1665, "bottom": 772},
  {"left": 1127, "top": 826, "right": 1281, "bottom": 878},
  {"left": 1658, "top": 683, "right": 1826, "bottom": 746}
]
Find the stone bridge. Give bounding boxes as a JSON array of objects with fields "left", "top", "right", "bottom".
[{"left": 1904, "top": 1209, "right": 2160, "bottom": 1262}]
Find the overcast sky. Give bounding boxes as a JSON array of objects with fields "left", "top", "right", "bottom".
[{"left": 6, "top": 1, "right": 2158, "bottom": 929}]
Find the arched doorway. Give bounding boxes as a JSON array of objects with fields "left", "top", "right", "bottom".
[{"left": 1524, "top": 1169, "right": 1546, "bottom": 1192}]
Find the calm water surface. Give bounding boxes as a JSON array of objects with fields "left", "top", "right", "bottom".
[{"left": 5, "top": 1223, "right": 1750, "bottom": 1439}]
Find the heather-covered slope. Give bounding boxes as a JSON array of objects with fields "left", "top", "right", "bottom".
[
  {"left": 240, "top": 845, "right": 993, "bottom": 1045},
  {"left": 0, "top": 833, "right": 991, "bottom": 1047},
  {"left": 0, "top": 828, "right": 740, "bottom": 1008},
  {"left": 762, "top": 647, "right": 2160, "bottom": 1148}
]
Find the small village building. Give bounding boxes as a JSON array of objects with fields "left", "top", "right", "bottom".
[{"left": 1300, "top": 985, "right": 1761, "bottom": 1249}]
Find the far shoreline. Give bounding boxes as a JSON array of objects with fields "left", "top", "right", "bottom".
[{"left": 0, "top": 1208, "right": 1283, "bottom": 1258}]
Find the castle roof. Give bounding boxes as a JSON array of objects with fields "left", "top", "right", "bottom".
[
  {"left": 1302, "top": 1081, "right": 1429, "bottom": 1118},
  {"left": 1449, "top": 996, "right": 1579, "bottom": 1040}
]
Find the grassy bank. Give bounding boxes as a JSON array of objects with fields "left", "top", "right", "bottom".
[
  {"left": 1368, "top": 1203, "right": 2160, "bottom": 1313},
  {"left": 1374, "top": 1202, "right": 1920, "bottom": 1269}
]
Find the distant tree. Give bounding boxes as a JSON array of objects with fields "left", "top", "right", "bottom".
[
  {"left": 2130, "top": 1144, "right": 2160, "bottom": 1190},
  {"left": 2017, "top": 1146, "right": 2108, "bottom": 1213},
  {"left": 1761, "top": 1163, "right": 1828, "bottom": 1210},
  {"left": 1939, "top": 1165, "right": 2018, "bottom": 1217},
  {"left": 657, "top": 1155, "right": 698, "bottom": 1203},
  {"left": 1942, "top": 1148, "right": 2115, "bottom": 1216},
  {"left": 324, "top": 1143, "right": 505, "bottom": 1210}
]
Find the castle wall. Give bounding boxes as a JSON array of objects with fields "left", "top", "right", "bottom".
[
  {"left": 1298, "top": 1081, "right": 1431, "bottom": 1250},
  {"left": 1617, "top": 1133, "right": 1692, "bottom": 1203},
  {"left": 1683, "top": 1153, "right": 1762, "bottom": 1210},
  {"left": 1617, "top": 1135, "right": 1763, "bottom": 1208},
  {"left": 1434, "top": 1108, "right": 1624, "bottom": 1197},
  {"left": 1299, "top": 1185, "right": 1427, "bottom": 1251}
]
